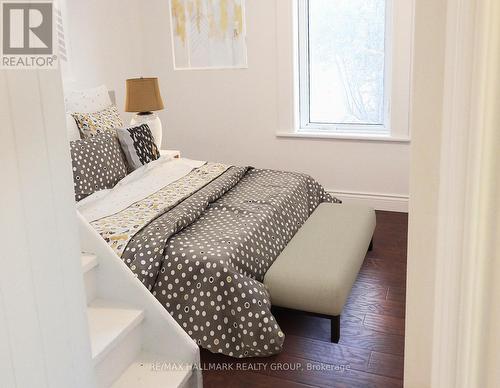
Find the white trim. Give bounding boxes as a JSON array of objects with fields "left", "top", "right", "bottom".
[
  {"left": 296, "top": 0, "right": 413, "bottom": 139},
  {"left": 276, "top": 130, "right": 410, "bottom": 143},
  {"left": 297, "top": 0, "right": 393, "bottom": 133},
  {"left": 429, "top": 0, "right": 500, "bottom": 386},
  {"left": 390, "top": 0, "right": 415, "bottom": 140},
  {"left": 297, "top": 0, "right": 310, "bottom": 130},
  {"left": 276, "top": 0, "right": 298, "bottom": 132},
  {"left": 328, "top": 190, "right": 408, "bottom": 212},
  {"left": 297, "top": 0, "right": 390, "bottom": 131}
]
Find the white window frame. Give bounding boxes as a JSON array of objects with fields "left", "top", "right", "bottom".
[{"left": 295, "top": 0, "right": 413, "bottom": 141}]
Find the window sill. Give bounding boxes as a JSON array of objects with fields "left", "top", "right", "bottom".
[{"left": 276, "top": 131, "right": 411, "bottom": 143}]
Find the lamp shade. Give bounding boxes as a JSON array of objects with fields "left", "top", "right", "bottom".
[{"left": 125, "top": 77, "right": 164, "bottom": 113}]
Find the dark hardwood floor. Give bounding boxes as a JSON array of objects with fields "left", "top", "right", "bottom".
[{"left": 200, "top": 211, "right": 408, "bottom": 387}]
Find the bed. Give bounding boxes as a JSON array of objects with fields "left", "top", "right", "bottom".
[
  {"left": 77, "top": 156, "right": 338, "bottom": 358},
  {"left": 67, "top": 86, "right": 339, "bottom": 358}
]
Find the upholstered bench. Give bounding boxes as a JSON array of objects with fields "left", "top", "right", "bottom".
[{"left": 264, "top": 203, "right": 376, "bottom": 343}]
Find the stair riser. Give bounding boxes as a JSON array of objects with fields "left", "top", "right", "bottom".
[
  {"left": 83, "top": 266, "right": 98, "bottom": 304},
  {"left": 110, "top": 353, "right": 195, "bottom": 388},
  {"left": 94, "top": 323, "right": 142, "bottom": 388},
  {"left": 179, "top": 370, "right": 196, "bottom": 388}
]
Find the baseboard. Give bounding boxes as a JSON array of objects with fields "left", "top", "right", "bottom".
[{"left": 328, "top": 190, "right": 409, "bottom": 213}]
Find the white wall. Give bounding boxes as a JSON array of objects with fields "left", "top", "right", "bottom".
[
  {"left": 64, "top": 0, "right": 144, "bottom": 122},
  {"left": 65, "top": 0, "right": 410, "bottom": 211},
  {"left": 0, "top": 69, "right": 95, "bottom": 388},
  {"left": 145, "top": 0, "right": 410, "bottom": 209}
]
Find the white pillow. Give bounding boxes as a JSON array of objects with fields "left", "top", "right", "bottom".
[
  {"left": 66, "top": 114, "right": 81, "bottom": 141},
  {"left": 64, "top": 85, "right": 113, "bottom": 141},
  {"left": 65, "top": 85, "right": 112, "bottom": 113}
]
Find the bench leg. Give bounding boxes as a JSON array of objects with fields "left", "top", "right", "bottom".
[
  {"left": 368, "top": 238, "right": 374, "bottom": 252},
  {"left": 331, "top": 315, "right": 340, "bottom": 343}
]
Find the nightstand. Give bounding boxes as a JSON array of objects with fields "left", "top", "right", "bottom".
[{"left": 160, "top": 149, "right": 181, "bottom": 159}]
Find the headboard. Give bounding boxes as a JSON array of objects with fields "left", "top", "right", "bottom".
[{"left": 65, "top": 85, "right": 117, "bottom": 141}]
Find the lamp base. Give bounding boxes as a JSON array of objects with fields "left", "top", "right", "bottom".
[{"left": 130, "top": 112, "right": 163, "bottom": 149}]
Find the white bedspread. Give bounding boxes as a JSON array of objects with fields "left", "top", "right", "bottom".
[{"left": 77, "top": 156, "right": 205, "bottom": 222}]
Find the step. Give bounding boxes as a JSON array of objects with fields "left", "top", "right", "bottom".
[
  {"left": 81, "top": 253, "right": 98, "bottom": 273},
  {"left": 111, "top": 352, "right": 193, "bottom": 388},
  {"left": 87, "top": 300, "right": 145, "bottom": 388},
  {"left": 81, "top": 253, "right": 98, "bottom": 303}
]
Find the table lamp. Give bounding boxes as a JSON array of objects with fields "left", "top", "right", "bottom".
[{"left": 125, "top": 77, "right": 165, "bottom": 148}]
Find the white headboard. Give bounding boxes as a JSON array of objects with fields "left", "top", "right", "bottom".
[{"left": 64, "top": 85, "right": 117, "bottom": 141}]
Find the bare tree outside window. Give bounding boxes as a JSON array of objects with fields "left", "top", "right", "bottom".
[{"left": 308, "top": 0, "right": 386, "bottom": 125}]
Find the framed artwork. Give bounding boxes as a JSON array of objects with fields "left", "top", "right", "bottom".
[{"left": 169, "top": 0, "right": 247, "bottom": 70}]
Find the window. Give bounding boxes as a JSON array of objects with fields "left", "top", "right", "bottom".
[{"left": 297, "top": 0, "right": 412, "bottom": 139}]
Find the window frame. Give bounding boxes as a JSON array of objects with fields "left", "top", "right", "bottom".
[{"left": 295, "top": 0, "right": 412, "bottom": 140}]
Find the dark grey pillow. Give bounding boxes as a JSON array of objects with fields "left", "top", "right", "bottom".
[
  {"left": 116, "top": 124, "right": 160, "bottom": 171},
  {"left": 70, "top": 132, "right": 128, "bottom": 202}
]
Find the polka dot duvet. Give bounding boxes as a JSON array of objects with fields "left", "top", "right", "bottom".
[{"left": 91, "top": 163, "right": 338, "bottom": 357}]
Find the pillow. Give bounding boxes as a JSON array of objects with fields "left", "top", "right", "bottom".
[
  {"left": 66, "top": 114, "right": 81, "bottom": 141},
  {"left": 70, "top": 132, "right": 128, "bottom": 202},
  {"left": 65, "top": 85, "right": 113, "bottom": 141},
  {"left": 72, "top": 105, "right": 123, "bottom": 138},
  {"left": 116, "top": 124, "right": 160, "bottom": 171},
  {"left": 65, "top": 85, "right": 112, "bottom": 113}
]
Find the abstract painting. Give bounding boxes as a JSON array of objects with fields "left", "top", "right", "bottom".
[{"left": 169, "top": 0, "right": 247, "bottom": 69}]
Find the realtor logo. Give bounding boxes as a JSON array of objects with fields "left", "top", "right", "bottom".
[{"left": 1, "top": 1, "right": 57, "bottom": 68}]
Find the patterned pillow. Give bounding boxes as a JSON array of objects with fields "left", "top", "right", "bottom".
[
  {"left": 70, "top": 132, "right": 128, "bottom": 202},
  {"left": 72, "top": 105, "right": 123, "bottom": 138},
  {"left": 116, "top": 124, "right": 160, "bottom": 171}
]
